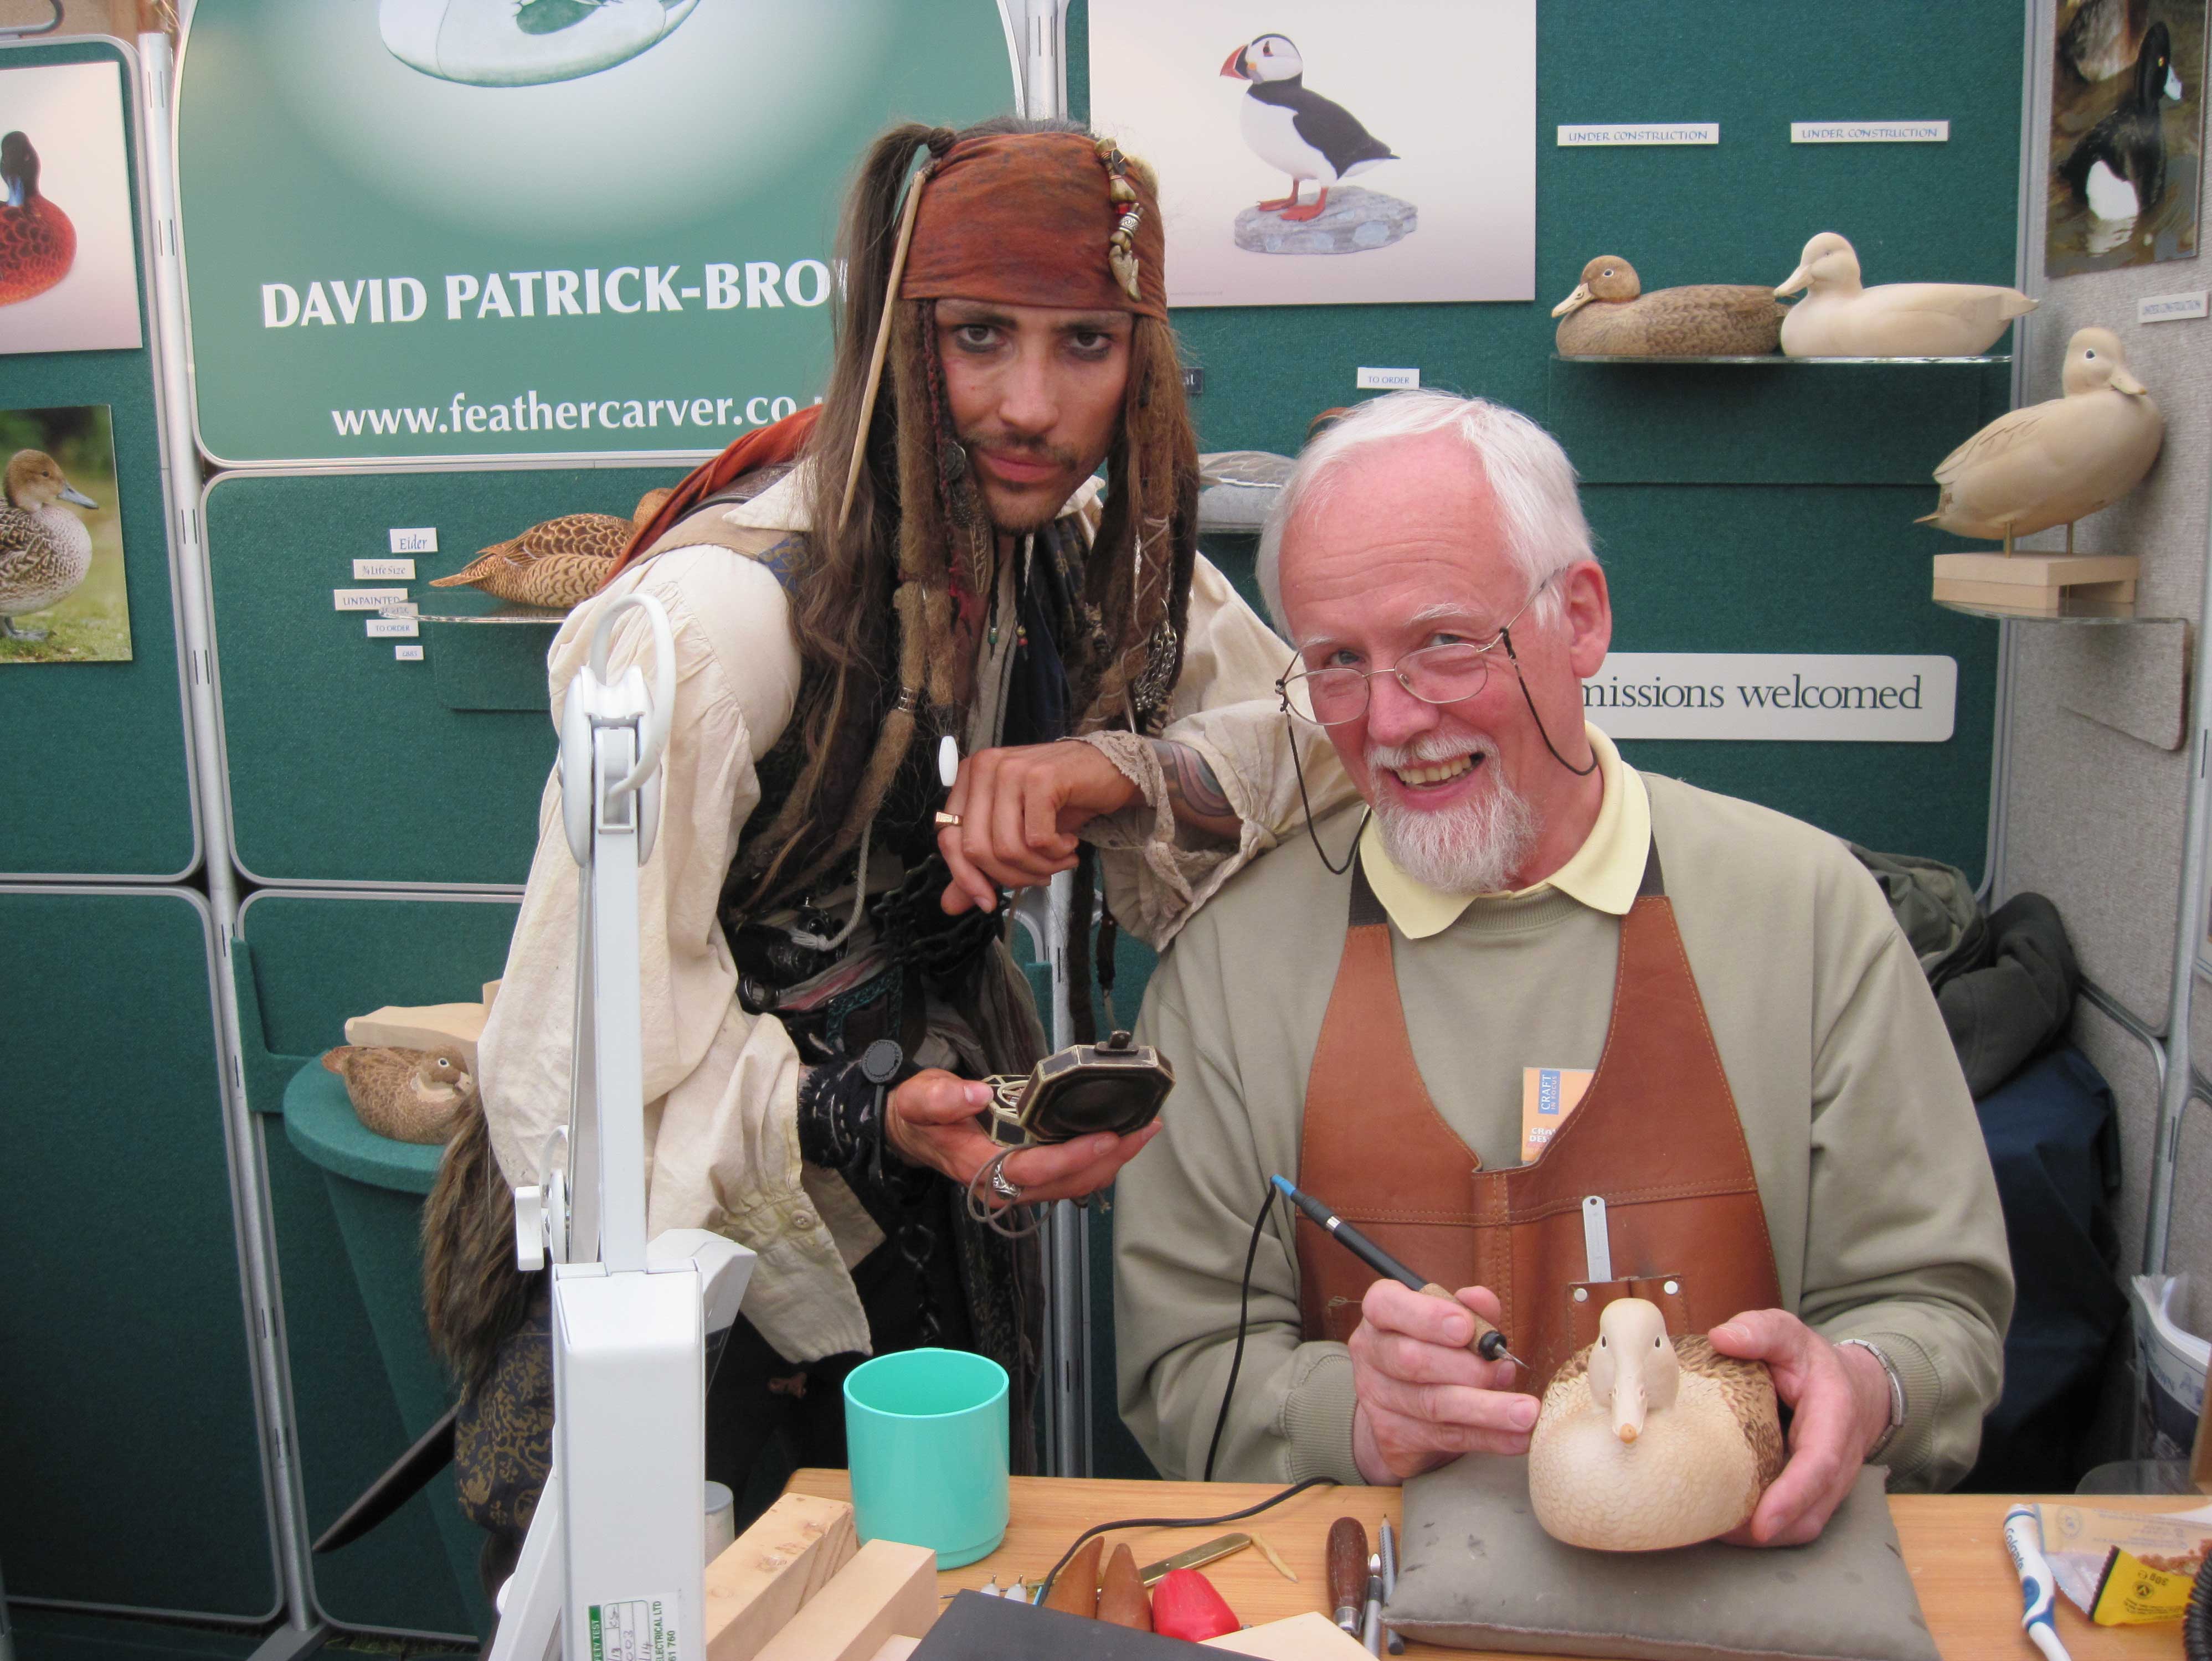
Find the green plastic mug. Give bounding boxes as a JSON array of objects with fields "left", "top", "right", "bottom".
[{"left": 843, "top": 1347, "right": 1009, "bottom": 1568}]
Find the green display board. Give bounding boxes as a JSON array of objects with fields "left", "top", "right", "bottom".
[
  {"left": 0, "top": 889, "right": 275, "bottom": 1619},
  {"left": 235, "top": 889, "right": 521, "bottom": 1638},
  {"left": 204, "top": 465, "right": 685, "bottom": 887},
  {"left": 0, "top": 40, "right": 197, "bottom": 879},
  {"left": 175, "top": 0, "right": 1021, "bottom": 464}
]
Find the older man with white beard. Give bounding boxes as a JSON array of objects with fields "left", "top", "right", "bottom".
[{"left": 1111, "top": 390, "right": 2011, "bottom": 1544}]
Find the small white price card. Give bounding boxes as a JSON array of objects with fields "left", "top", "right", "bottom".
[
  {"left": 1356, "top": 367, "right": 1420, "bottom": 390},
  {"left": 366, "top": 617, "right": 420, "bottom": 638},
  {"left": 394, "top": 644, "right": 424, "bottom": 661},
  {"left": 354, "top": 558, "right": 415, "bottom": 580},
  {"left": 389, "top": 527, "right": 438, "bottom": 554},
  {"left": 334, "top": 587, "right": 409, "bottom": 612}
]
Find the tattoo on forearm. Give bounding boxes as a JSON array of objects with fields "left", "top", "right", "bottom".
[{"left": 1150, "top": 739, "right": 1239, "bottom": 838}]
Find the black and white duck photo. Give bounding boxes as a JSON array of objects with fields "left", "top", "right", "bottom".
[
  {"left": 2048, "top": 0, "right": 2206, "bottom": 274},
  {"left": 0, "top": 404, "right": 127, "bottom": 666},
  {"left": 1089, "top": 0, "right": 1535, "bottom": 307}
]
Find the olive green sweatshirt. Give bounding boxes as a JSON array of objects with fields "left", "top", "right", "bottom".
[{"left": 1115, "top": 766, "right": 2013, "bottom": 1493}]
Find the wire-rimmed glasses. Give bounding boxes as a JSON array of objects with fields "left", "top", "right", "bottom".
[{"left": 1274, "top": 577, "right": 1552, "bottom": 727}]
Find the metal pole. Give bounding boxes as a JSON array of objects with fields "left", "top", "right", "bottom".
[
  {"left": 141, "top": 29, "right": 322, "bottom": 1653},
  {"left": 2143, "top": 453, "right": 2212, "bottom": 1276}
]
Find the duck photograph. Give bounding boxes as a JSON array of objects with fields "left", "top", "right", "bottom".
[
  {"left": 0, "top": 59, "right": 141, "bottom": 353},
  {"left": 1089, "top": 0, "right": 1535, "bottom": 305},
  {"left": 0, "top": 403, "right": 127, "bottom": 663},
  {"left": 2048, "top": 0, "right": 2206, "bottom": 272}
]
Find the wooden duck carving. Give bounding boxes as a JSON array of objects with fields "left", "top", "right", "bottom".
[
  {"left": 1527, "top": 1298, "right": 1783, "bottom": 1552},
  {"left": 1775, "top": 233, "right": 2035, "bottom": 358},
  {"left": 0, "top": 449, "right": 97, "bottom": 641},
  {"left": 0, "top": 133, "right": 74, "bottom": 307},
  {"left": 428, "top": 488, "right": 671, "bottom": 610},
  {"left": 321, "top": 1045, "right": 477, "bottom": 1145},
  {"left": 1918, "top": 326, "right": 2162, "bottom": 550},
  {"left": 1552, "top": 256, "right": 1783, "bottom": 357}
]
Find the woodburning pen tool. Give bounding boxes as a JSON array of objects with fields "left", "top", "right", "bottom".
[{"left": 1272, "top": 1175, "right": 1526, "bottom": 1369}]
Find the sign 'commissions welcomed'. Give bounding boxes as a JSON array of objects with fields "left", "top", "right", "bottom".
[{"left": 1584, "top": 654, "right": 1957, "bottom": 742}]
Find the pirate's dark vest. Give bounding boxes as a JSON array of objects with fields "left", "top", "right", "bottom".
[{"left": 1295, "top": 839, "right": 1785, "bottom": 1388}]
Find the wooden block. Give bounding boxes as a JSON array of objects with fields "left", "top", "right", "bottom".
[
  {"left": 1932, "top": 577, "right": 2138, "bottom": 612},
  {"left": 1932, "top": 551, "right": 2139, "bottom": 587},
  {"left": 705, "top": 1492, "right": 860, "bottom": 1661},
  {"left": 1203, "top": 1611, "right": 1375, "bottom": 1658},
  {"left": 863, "top": 1641, "right": 920, "bottom": 1661},
  {"left": 755, "top": 1538, "right": 938, "bottom": 1661},
  {"left": 343, "top": 1002, "right": 488, "bottom": 1070}
]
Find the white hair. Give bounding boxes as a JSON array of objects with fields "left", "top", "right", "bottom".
[{"left": 1257, "top": 390, "right": 1596, "bottom": 635}]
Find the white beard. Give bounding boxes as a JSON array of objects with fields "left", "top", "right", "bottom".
[{"left": 1369, "top": 739, "right": 1540, "bottom": 895}]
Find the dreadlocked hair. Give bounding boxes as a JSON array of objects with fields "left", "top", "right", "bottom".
[{"left": 731, "top": 117, "right": 1201, "bottom": 918}]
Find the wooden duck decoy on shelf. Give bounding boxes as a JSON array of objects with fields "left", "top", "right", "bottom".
[
  {"left": 429, "top": 487, "right": 671, "bottom": 610},
  {"left": 0, "top": 132, "right": 74, "bottom": 307},
  {"left": 0, "top": 448, "right": 97, "bottom": 642},
  {"left": 1919, "top": 326, "right": 2162, "bottom": 551},
  {"left": 1774, "top": 233, "right": 2035, "bottom": 357},
  {"left": 1551, "top": 255, "right": 1783, "bottom": 357},
  {"left": 321, "top": 1044, "right": 477, "bottom": 1145},
  {"left": 1526, "top": 1298, "right": 1784, "bottom": 1552}
]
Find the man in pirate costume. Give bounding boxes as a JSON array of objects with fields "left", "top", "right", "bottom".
[
  {"left": 423, "top": 117, "right": 1350, "bottom": 1583},
  {"left": 1115, "top": 392, "right": 2011, "bottom": 1545}
]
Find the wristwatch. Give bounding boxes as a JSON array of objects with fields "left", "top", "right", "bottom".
[{"left": 1835, "top": 1337, "right": 1907, "bottom": 1459}]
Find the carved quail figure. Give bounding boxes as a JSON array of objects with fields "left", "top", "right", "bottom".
[
  {"left": 429, "top": 487, "right": 672, "bottom": 610},
  {"left": 0, "top": 448, "right": 97, "bottom": 641},
  {"left": 321, "top": 1045, "right": 477, "bottom": 1145}
]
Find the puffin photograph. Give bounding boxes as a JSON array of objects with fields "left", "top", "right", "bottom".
[{"left": 1220, "top": 33, "right": 1397, "bottom": 220}]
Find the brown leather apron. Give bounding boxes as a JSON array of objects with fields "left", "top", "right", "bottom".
[{"left": 1295, "top": 839, "right": 1783, "bottom": 1388}]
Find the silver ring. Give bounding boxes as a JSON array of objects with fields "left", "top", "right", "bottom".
[{"left": 989, "top": 1163, "right": 1022, "bottom": 1203}]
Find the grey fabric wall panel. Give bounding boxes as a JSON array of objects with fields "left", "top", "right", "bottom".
[{"left": 2168, "top": 1093, "right": 2212, "bottom": 1333}]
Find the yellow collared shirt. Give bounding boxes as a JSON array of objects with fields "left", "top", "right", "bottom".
[{"left": 1359, "top": 724, "right": 1651, "bottom": 938}]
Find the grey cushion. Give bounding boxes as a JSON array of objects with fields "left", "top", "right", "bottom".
[{"left": 1390, "top": 1458, "right": 1939, "bottom": 1661}]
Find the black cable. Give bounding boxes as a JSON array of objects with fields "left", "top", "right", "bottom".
[
  {"left": 1503, "top": 628, "right": 1598, "bottom": 777},
  {"left": 1204, "top": 1176, "right": 1279, "bottom": 1482},
  {"left": 1034, "top": 1476, "right": 1338, "bottom": 1608},
  {"left": 1285, "top": 715, "right": 1369, "bottom": 876},
  {"left": 2187, "top": 1550, "right": 2212, "bottom": 1661}
]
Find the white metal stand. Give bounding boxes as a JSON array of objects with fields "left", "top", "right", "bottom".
[{"left": 493, "top": 595, "right": 754, "bottom": 1661}]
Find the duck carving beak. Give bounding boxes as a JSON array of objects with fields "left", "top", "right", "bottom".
[
  {"left": 1774, "top": 266, "right": 1810, "bottom": 299},
  {"left": 2112, "top": 368, "right": 2148, "bottom": 395},
  {"left": 60, "top": 484, "right": 96, "bottom": 509},
  {"left": 1550, "top": 283, "right": 1593, "bottom": 319},
  {"left": 1611, "top": 1380, "right": 1647, "bottom": 1444},
  {"left": 1221, "top": 45, "right": 1250, "bottom": 79}
]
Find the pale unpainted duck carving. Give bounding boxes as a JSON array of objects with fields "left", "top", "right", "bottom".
[
  {"left": 1919, "top": 327, "right": 2162, "bottom": 550},
  {"left": 1526, "top": 1298, "right": 1784, "bottom": 1551},
  {"left": 0, "top": 133, "right": 74, "bottom": 306},
  {"left": 0, "top": 449, "right": 98, "bottom": 641},
  {"left": 1551, "top": 256, "right": 1783, "bottom": 357},
  {"left": 429, "top": 487, "right": 672, "bottom": 610},
  {"left": 1774, "top": 233, "right": 2035, "bottom": 357},
  {"left": 321, "top": 1045, "right": 477, "bottom": 1145}
]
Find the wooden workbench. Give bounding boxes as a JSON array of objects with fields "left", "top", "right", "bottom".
[{"left": 789, "top": 1471, "right": 2187, "bottom": 1660}]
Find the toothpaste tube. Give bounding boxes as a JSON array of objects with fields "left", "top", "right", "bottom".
[{"left": 2005, "top": 1503, "right": 2075, "bottom": 1661}]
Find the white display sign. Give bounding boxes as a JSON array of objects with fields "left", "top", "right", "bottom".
[
  {"left": 333, "top": 586, "right": 409, "bottom": 611},
  {"left": 1790, "top": 121, "right": 1948, "bottom": 143},
  {"left": 2140, "top": 291, "right": 2209, "bottom": 324},
  {"left": 354, "top": 557, "right": 416, "bottom": 579},
  {"left": 1584, "top": 654, "right": 1956, "bottom": 742},
  {"left": 1356, "top": 366, "right": 1420, "bottom": 389},
  {"left": 366, "top": 617, "right": 419, "bottom": 638},
  {"left": 1557, "top": 123, "right": 1718, "bottom": 146},
  {"left": 389, "top": 527, "right": 438, "bottom": 553},
  {"left": 394, "top": 643, "right": 424, "bottom": 661}
]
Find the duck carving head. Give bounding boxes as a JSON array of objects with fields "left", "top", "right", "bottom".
[
  {"left": 1775, "top": 231, "right": 1862, "bottom": 300},
  {"left": 2062, "top": 326, "right": 2147, "bottom": 396},
  {"left": 6, "top": 449, "right": 95, "bottom": 513},
  {"left": 413, "top": 1051, "right": 476, "bottom": 1100},
  {"left": 1552, "top": 256, "right": 1642, "bottom": 318},
  {"left": 0, "top": 132, "right": 39, "bottom": 209},
  {"left": 1585, "top": 1298, "right": 1679, "bottom": 1444}
]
